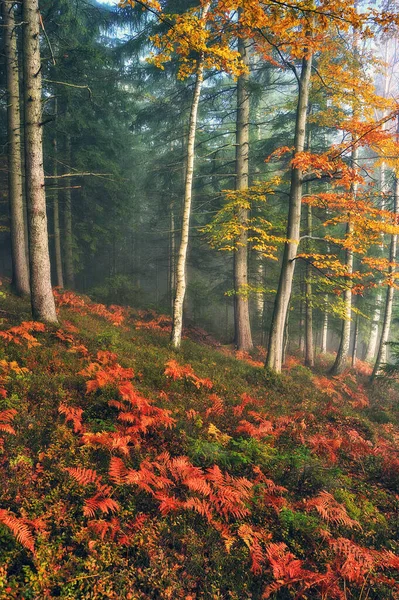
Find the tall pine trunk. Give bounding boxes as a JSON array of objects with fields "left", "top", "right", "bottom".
[
  {"left": 234, "top": 36, "right": 253, "bottom": 351},
  {"left": 2, "top": 0, "right": 30, "bottom": 296},
  {"left": 63, "top": 135, "right": 74, "bottom": 289},
  {"left": 266, "top": 51, "right": 313, "bottom": 372},
  {"left": 23, "top": 0, "right": 57, "bottom": 322},
  {"left": 371, "top": 171, "right": 399, "bottom": 380},
  {"left": 52, "top": 101, "right": 64, "bottom": 288}
]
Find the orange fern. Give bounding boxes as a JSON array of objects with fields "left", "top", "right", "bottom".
[{"left": 0, "top": 509, "right": 35, "bottom": 553}]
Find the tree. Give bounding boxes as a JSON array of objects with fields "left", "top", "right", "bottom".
[
  {"left": 22, "top": 0, "right": 57, "bottom": 322},
  {"left": 234, "top": 35, "right": 253, "bottom": 351},
  {"left": 171, "top": 1, "right": 211, "bottom": 348},
  {"left": 2, "top": 0, "right": 30, "bottom": 296},
  {"left": 266, "top": 48, "right": 313, "bottom": 372}
]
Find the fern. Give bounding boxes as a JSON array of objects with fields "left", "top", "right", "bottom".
[
  {"left": 0, "top": 408, "right": 17, "bottom": 436},
  {"left": 306, "top": 491, "right": 360, "bottom": 529},
  {"left": 65, "top": 467, "right": 102, "bottom": 487},
  {"left": 83, "top": 493, "right": 120, "bottom": 518},
  {"left": 83, "top": 432, "right": 132, "bottom": 456},
  {"left": 109, "top": 456, "right": 128, "bottom": 484},
  {"left": 0, "top": 509, "right": 35, "bottom": 553},
  {"left": 59, "top": 404, "right": 84, "bottom": 433}
]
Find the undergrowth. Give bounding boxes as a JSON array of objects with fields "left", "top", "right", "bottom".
[{"left": 0, "top": 287, "right": 398, "bottom": 599}]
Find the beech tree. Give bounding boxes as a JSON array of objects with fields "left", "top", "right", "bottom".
[{"left": 266, "top": 48, "right": 313, "bottom": 372}]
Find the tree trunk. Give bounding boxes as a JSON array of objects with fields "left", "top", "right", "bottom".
[
  {"left": 371, "top": 172, "right": 399, "bottom": 381},
  {"left": 2, "top": 0, "right": 30, "bottom": 296},
  {"left": 352, "top": 309, "right": 359, "bottom": 368},
  {"left": 234, "top": 36, "right": 253, "bottom": 351},
  {"left": 23, "top": 0, "right": 57, "bottom": 322},
  {"left": 255, "top": 257, "right": 264, "bottom": 327},
  {"left": 305, "top": 203, "right": 314, "bottom": 367},
  {"left": 365, "top": 163, "right": 387, "bottom": 362},
  {"left": 169, "top": 200, "right": 176, "bottom": 313},
  {"left": 321, "top": 296, "right": 329, "bottom": 353},
  {"left": 366, "top": 40, "right": 391, "bottom": 362},
  {"left": 52, "top": 101, "right": 64, "bottom": 288},
  {"left": 266, "top": 51, "right": 313, "bottom": 372},
  {"left": 330, "top": 146, "right": 358, "bottom": 375},
  {"left": 171, "top": 3, "right": 210, "bottom": 348},
  {"left": 63, "top": 135, "right": 75, "bottom": 289}
]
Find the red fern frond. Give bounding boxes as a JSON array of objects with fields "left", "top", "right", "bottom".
[
  {"left": 238, "top": 524, "right": 268, "bottom": 575},
  {"left": 83, "top": 432, "right": 132, "bottom": 456},
  {"left": 59, "top": 404, "right": 84, "bottom": 433},
  {"left": 205, "top": 393, "right": 225, "bottom": 418},
  {"left": 87, "top": 518, "right": 121, "bottom": 541},
  {"left": 0, "top": 509, "right": 35, "bottom": 553},
  {"left": 109, "top": 456, "right": 128, "bottom": 484},
  {"left": 64, "top": 467, "right": 102, "bottom": 487},
  {"left": 83, "top": 494, "right": 120, "bottom": 518},
  {"left": 306, "top": 491, "right": 360, "bottom": 529},
  {"left": 183, "top": 497, "right": 214, "bottom": 522}
]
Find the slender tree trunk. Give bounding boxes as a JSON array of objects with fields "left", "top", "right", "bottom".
[
  {"left": 234, "top": 36, "right": 253, "bottom": 351},
  {"left": 23, "top": 0, "right": 57, "bottom": 322},
  {"left": 305, "top": 203, "right": 314, "bottom": 367},
  {"left": 171, "top": 3, "right": 210, "bottom": 348},
  {"left": 304, "top": 122, "right": 314, "bottom": 367},
  {"left": 2, "top": 0, "right": 30, "bottom": 296},
  {"left": 330, "top": 146, "right": 358, "bottom": 375},
  {"left": 266, "top": 51, "right": 313, "bottom": 372},
  {"left": 352, "top": 309, "right": 359, "bottom": 368},
  {"left": 371, "top": 172, "right": 399, "bottom": 381},
  {"left": 330, "top": 227, "right": 353, "bottom": 375},
  {"left": 367, "top": 42, "right": 391, "bottom": 361},
  {"left": 169, "top": 200, "right": 176, "bottom": 313},
  {"left": 299, "top": 272, "right": 305, "bottom": 354},
  {"left": 256, "top": 258, "right": 264, "bottom": 327},
  {"left": 63, "top": 135, "right": 75, "bottom": 289},
  {"left": 321, "top": 296, "right": 329, "bottom": 353},
  {"left": 52, "top": 101, "right": 64, "bottom": 288},
  {"left": 365, "top": 163, "right": 387, "bottom": 362}
]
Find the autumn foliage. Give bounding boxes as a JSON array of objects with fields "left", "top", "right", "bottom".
[{"left": 0, "top": 289, "right": 398, "bottom": 598}]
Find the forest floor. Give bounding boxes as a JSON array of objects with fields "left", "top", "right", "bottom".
[{"left": 0, "top": 286, "right": 399, "bottom": 599}]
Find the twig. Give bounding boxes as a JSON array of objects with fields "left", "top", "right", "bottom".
[
  {"left": 42, "top": 79, "right": 92, "bottom": 99},
  {"left": 44, "top": 173, "right": 112, "bottom": 179},
  {"left": 39, "top": 13, "right": 55, "bottom": 65}
]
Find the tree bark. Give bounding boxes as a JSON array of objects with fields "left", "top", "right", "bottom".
[
  {"left": 2, "top": 0, "right": 30, "bottom": 296},
  {"left": 234, "top": 36, "right": 253, "bottom": 351},
  {"left": 169, "top": 200, "right": 176, "bottom": 313},
  {"left": 330, "top": 146, "right": 358, "bottom": 375},
  {"left": 365, "top": 163, "right": 387, "bottom": 362},
  {"left": 371, "top": 172, "right": 399, "bottom": 381},
  {"left": 321, "top": 296, "right": 329, "bottom": 353},
  {"left": 63, "top": 135, "right": 75, "bottom": 289},
  {"left": 305, "top": 203, "right": 314, "bottom": 367},
  {"left": 171, "top": 3, "right": 210, "bottom": 348},
  {"left": 23, "top": 0, "right": 57, "bottom": 322},
  {"left": 266, "top": 51, "right": 313, "bottom": 372},
  {"left": 52, "top": 101, "right": 64, "bottom": 288},
  {"left": 352, "top": 308, "right": 359, "bottom": 368}
]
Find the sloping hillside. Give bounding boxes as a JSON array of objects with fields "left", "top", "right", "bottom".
[{"left": 0, "top": 287, "right": 398, "bottom": 599}]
